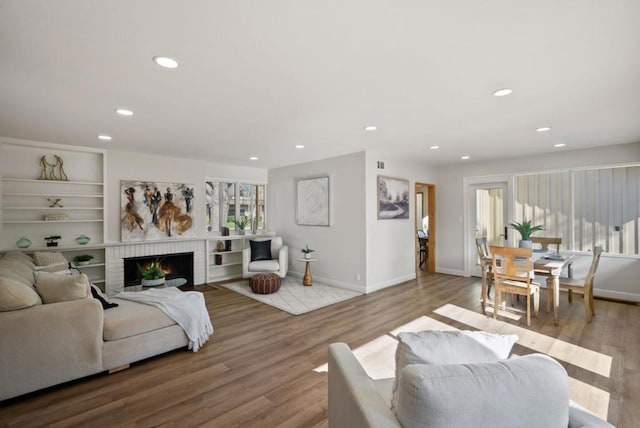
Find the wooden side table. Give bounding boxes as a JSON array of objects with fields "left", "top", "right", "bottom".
[{"left": 298, "top": 258, "right": 317, "bottom": 286}]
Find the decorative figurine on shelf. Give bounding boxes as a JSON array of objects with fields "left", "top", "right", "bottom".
[
  {"left": 47, "top": 197, "right": 64, "bottom": 208},
  {"left": 44, "top": 236, "right": 61, "bottom": 247},
  {"left": 38, "top": 155, "right": 68, "bottom": 181},
  {"left": 16, "top": 237, "right": 32, "bottom": 249},
  {"left": 76, "top": 235, "right": 91, "bottom": 245}
]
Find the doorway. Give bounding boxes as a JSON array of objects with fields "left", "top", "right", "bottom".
[
  {"left": 415, "top": 182, "right": 435, "bottom": 274},
  {"left": 468, "top": 181, "right": 509, "bottom": 277}
]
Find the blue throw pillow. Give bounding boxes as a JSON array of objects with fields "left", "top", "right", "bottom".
[{"left": 250, "top": 240, "right": 272, "bottom": 262}]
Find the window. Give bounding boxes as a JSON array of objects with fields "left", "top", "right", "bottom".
[
  {"left": 205, "top": 180, "right": 266, "bottom": 233},
  {"left": 515, "top": 166, "right": 640, "bottom": 255}
]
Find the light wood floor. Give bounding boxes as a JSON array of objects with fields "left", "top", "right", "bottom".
[{"left": 1, "top": 273, "right": 638, "bottom": 427}]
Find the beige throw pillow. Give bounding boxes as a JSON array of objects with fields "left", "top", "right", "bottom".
[
  {"left": 32, "top": 251, "right": 68, "bottom": 267},
  {"left": 0, "top": 277, "right": 42, "bottom": 311},
  {"left": 35, "top": 272, "right": 90, "bottom": 304}
]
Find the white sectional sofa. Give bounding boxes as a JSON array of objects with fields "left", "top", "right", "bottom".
[
  {"left": 0, "top": 251, "right": 189, "bottom": 401},
  {"left": 328, "top": 342, "right": 614, "bottom": 428}
]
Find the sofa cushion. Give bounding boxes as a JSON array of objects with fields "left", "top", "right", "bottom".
[
  {"left": 2, "top": 252, "right": 36, "bottom": 269},
  {"left": 251, "top": 236, "right": 283, "bottom": 259},
  {"left": 103, "top": 299, "right": 176, "bottom": 341},
  {"left": 32, "top": 251, "right": 68, "bottom": 267},
  {"left": 248, "top": 260, "right": 280, "bottom": 272},
  {"left": 392, "top": 330, "right": 518, "bottom": 411},
  {"left": 0, "top": 277, "right": 42, "bottom": 311},
  {"left": 34, "top": 272, "right": 91, "bottom": 304},
  {"left": 250, "top": 239, "right": 272, "bottom": 261},
  {"left": 0, "top": 260, "right": 35, "bottom": 284},
  {"left": 394, "top": 354, "right": 569, "bottom": 428}
]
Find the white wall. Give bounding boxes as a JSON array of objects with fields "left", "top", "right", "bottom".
[
  {"left": 106, "top": 150, "right": 266, "bottom": 243},
  {"left": 435, "top": 142, "right": 640, "bottom": 300},
  {"left": 268, "top": 152, "right": 367, "bottom": 292},
  {"left": 365, "top": 152, "right": 438, "bottom": 292}
]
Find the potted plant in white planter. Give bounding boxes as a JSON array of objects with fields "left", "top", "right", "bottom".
[
  {"left": 234, "top": 216, "right": 251, "bottom": 235},
  {"left": 74, "top": 254, "right": 94, "bottom": 266},
  {"left": 509, "top": 220, "right": 544, "bottom": 248},
  {"left": 301, "top": 245, "right": 314, "bottom": 259},
  {"left": 137, "top": 257, "right": 166, "bottom": 286}
]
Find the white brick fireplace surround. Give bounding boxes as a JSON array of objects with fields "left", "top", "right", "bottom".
[{"left": 105, "top": 240, "right": 206, "bottom": 295}]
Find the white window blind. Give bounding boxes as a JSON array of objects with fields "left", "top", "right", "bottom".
[{"left": 515, "top": 166, "right": 640, "bottom": 255}]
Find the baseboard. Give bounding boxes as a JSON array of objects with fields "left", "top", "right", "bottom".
[
  {"left": 288, "top": 271, "right": 364, "bottom": 293},
  {"left": 366, "top": 273, "right": 416, "bottom": 294},
  {"left": 594, "top": 289, "right": 640, "bottom": 303},
  {"left": 435, "top": 267, "right": 465, "bottom": 276}
]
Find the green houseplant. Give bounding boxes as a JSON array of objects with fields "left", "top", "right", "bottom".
[
  {"left": 234, "top": 216, "right": 251, "bottom": 235},
  {"left": 509, "top": 220, "right": 544, "bottom": 248},
  {"left": 74, "top": 254, "right": 94, "bottom": 266},
  {"left": 301, "top": 245, "right": 314, "bottom": 259},
  {"left": 137, "top": 258, "right": 166, "bottom": 286}
]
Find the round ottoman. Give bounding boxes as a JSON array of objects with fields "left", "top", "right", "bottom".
[{"left": 250, "top": 273, "right": 281, "bottom": 294}]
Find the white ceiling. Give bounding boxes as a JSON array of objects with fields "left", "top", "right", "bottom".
[{"left": 1, "top": 1, "right": 639, "bottom": 169}]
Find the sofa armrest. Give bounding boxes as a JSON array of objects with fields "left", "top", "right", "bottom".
[
  {"left": 242, "top": 247, "right": 251, "bottom": 278},
  {"left": 569, "top": 400, "right": 614, "bottom": 428},
  {"left": 277, "top": 245, "right": 288, "bottom": 278},
  {"left": 0, "top": 298, "right": 104, "bottom": 400},
  {"left": 328, "top": 343, "right": 400, "bottom": 428}
]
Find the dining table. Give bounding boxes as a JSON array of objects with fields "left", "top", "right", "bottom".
[
  {"left": 480, "top": 250, "right": 574, "bottom": 325},
  {"left": 533, "top": 252, "right": 574, "bottom": 325}
]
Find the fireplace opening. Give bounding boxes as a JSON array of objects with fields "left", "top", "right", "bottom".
[{"left": 123, "top": 252, "right": 194, "bottom": 288}]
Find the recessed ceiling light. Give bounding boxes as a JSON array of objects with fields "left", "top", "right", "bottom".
[
  {"left": 115, "top": 108, "right": 133, "bottom": 116},
  {"left": 554, "top": 143, "right": 566, "bottom": 148},
  {"left": 153, "top": 56, "right": 179, "bottom": 68},
  {"left": 493, "top": 88, "right": 513, "bottom": 97},
  {"left": 98, "top": 135, "right": 112, "bottom": 141},
  {"left": 295, "top": 145, "right": 304, "bottom": 149},
  {"left": 364, "top": 126, "right": 377, "bottom": 131},
  {"left": 429, "top": 145, "right": 439, "bottom": 150},
  {"left": 249, "top": 156, "right": 258, "bottom": 160},
  {"left": 536, "top": 127, "right": 552, "bottom": 132},
  {"left": 461, "top": 155, "right": 470, "bottom": 160}
]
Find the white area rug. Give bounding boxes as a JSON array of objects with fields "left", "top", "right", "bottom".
[{"left": 220, "top": 276, "right": 362, "bottom": 315}]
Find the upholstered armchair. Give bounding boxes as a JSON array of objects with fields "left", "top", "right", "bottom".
[{"left": 242, "top": 237, "right": 288, "bottom": 278}]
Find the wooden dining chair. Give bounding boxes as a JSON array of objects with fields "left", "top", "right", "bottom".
[
  {"left": 490, "top": 245, "right": 540, "bottom": 326},
  {"left": 475, "top": 238, "right": 493, "bottom": 311},
  {"left": 417, "top": 230, "right": 428, "bottom": 268},
  {"left": 558, "top": 246, "right": 603, "bottom": 322},
  {"left": 531, "top": 237, "right": 562, "bottom": 253}
]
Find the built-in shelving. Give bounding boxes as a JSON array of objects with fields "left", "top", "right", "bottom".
[
  {"left": 205, "top": 233, "right": 273, "bottom": 282},
  {"left": 1, "top": 139, "right": 107, "bottom": 289}
]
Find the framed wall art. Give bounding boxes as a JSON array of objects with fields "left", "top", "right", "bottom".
[
  {"left": 377, "top": 175, "right": 410, "bottom": 219},
  {"left": 121, "top": 180, "right": 196, "bottom": 241},
  {"left": 296, "top": 176, "right": 329, "bottom": 226}
]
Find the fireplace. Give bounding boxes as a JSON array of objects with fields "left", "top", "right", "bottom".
[{"left": 123, "top": 252, "right": 194, "bottom": 288}]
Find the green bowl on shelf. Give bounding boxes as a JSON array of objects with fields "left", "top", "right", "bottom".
[{"left": 75, "top": 235, "right": 90, "bottom": 245}]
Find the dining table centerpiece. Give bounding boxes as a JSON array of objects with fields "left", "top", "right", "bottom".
[{"left": 509, "top": 220, "right": 544, "bottom": 248}]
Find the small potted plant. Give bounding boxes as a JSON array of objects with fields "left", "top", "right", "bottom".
[
  {"left": 74, "top": 254, "right": 94, "bottom": 266},
  {"left": 509, "top": 220, "right": 544, "bottom": 248},
  {"left": 137, "top": 258, "right": 166, "bottom": 286},
  {"left": 234, "top": 216, "right": 251, "bottom": 235},
  {"left": 301, "top": 245, "right": 314, "bottom": 259},
  {"left": 44, "top": 235, "right": 61, "bottom": 247}
]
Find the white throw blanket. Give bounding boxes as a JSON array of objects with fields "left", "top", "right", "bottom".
[{"left": 116, "top": 287, "right": 213, "bottom": 352}]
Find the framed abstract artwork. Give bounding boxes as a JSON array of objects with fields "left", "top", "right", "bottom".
[
  {"left": 297, "top": 176, "right": 329, "bottom": 226},
  {"left": 377, "top": 175, "right": 410, "bottom": 219},
  {"left": 121, "top": 180, "right": 196, "bottom": 241}
]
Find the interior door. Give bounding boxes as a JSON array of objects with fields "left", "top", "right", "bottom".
[{"left": 470, "top": 183, "right": 508, "bottom": 277}]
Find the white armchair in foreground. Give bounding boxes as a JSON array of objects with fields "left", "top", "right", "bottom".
[{"left": 242, "top": 237, "right": 288, "bottom": 278}]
